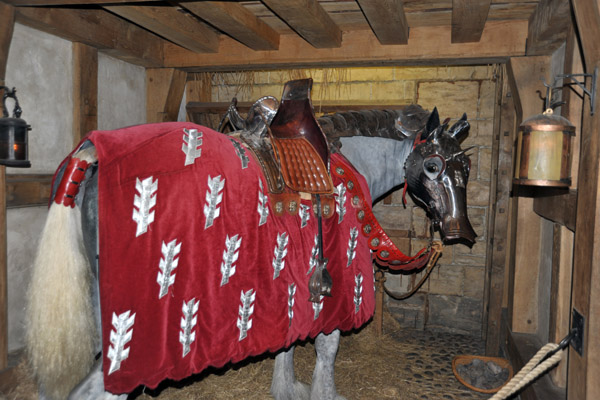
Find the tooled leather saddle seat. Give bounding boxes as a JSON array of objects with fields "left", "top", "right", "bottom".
[{"left": 268, "top": 79, "right": 334, "bottom": 195}]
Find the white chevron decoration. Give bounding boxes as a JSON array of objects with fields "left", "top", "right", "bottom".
[
  {"left": 220, "top": 234, "right": 242, "bottom": 286},
  {"left": 179, "top": 298, "right": 199, "bottom": 357},
  {"left": 132, "top": 176, "right": 158, "bottom": 237},
  {"left": 157, "top": 239, "right": 182, "bottom": 299},
  {"left": 182, "top": 128, "right": 203, "bottom": 166},
  {"left": 237, "top": 289, "right": 256, "bottom": 341},
  {"left": 204, "top": 175, "right": 225, "bottom": 229},
  {"left": 107, "top": 310, "right": 136, "bottom": 375},
  {"left": 272, "top": 232, "right": 289, "bottom": 279}
]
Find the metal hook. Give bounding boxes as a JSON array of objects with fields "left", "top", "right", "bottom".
[{"left": 536, "top": 328, "right": 577, "bottom": 367}]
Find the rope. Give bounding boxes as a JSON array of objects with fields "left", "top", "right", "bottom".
[
  {"left": 489, "top": 343, "right": 564, "bottom": 400},
  {"left": 382, "top": 241, "right": 443, "bottom": 300}
]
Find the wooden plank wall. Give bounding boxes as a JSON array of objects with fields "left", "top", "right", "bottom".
[
  {"left": 568, "top": 1, "right": 600, "bottom": 398},
  {"left": 484, "top": 66, "right": 516, "bottom": 355}
]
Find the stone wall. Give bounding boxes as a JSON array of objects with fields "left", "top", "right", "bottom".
[
  {"left": 206, "top": 65, "right": 498, "bottom": 336},
  {"left": 4, "top": 24, "right": 146, "bottom": 351}
]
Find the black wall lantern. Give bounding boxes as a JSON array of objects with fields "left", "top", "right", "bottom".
[{"left": 0, "top": 87, "right": 31, "bottom": 168}]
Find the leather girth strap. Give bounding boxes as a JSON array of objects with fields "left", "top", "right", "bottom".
[
  {"left": 269, "top": 78, "right": 334, "bottom": 194},
  {"left": 331, "top": 156, "right": 436, "bottom": 271}
]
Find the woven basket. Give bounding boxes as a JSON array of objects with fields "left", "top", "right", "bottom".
[{"left": 452, "top": 355, "right": 514, "bottom": 394}]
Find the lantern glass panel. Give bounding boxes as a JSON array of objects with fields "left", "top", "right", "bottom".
[{"left": 527, "top": 129, "right": 563, "bottom": 181}]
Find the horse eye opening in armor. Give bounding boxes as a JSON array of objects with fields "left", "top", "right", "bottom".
[
  {"left": 423, "top": 155, "right": 445, "bottom": 180},
  {"left": 426, "top": 164, "right": 438, "bottom": 173}
]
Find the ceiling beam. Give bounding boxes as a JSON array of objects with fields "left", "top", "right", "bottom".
[
  {"left": 261, "top": 0, "right": 342, "bottom": 48},
  {"left": 526, "top": 0, "right": 572, "bottom": 56},
  {"left": 14, "top": 7, "right": 165, "bottom": 67},
  {"left": 4, "top": 0, "right": 156, "bottom": 4},
  {"left": 104, "top": 5, "right": 219, "bottom": 54},
  {"left": 164, "top": 20, "right": 527, "bottom": 71},
  {"left": 180, "top": 1, "right": 279, "bottom": 51},
  {"left": 451, "top": 0, "right": 492, "bottom": 43},
  {"left": 356, "top": 0, "right": 409, "bottom": 45},
  {"left": 0, "top": 1, "right": 15, "bottom": 83}
]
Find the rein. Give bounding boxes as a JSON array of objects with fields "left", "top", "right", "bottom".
[{"left": 331, "top": 155, "right": 436, "bottom": 271}]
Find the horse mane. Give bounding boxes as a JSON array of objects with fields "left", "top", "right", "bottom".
[{"left": 317, "top": 104, "right": 430, "bottom": 144}]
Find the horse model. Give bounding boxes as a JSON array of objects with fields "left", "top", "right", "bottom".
[{"left": 26, "top": 79, "right": 476, "bottom": 400}]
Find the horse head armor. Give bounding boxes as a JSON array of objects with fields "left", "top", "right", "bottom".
[{"left": 405, "top": 108, "right": 477, "bottom": 245}]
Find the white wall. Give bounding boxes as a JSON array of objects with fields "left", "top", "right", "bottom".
[
  {"left": 98, "top": 53, "right": 146, "bottom": 130},
  {"left": 4, "top": 24, "right": 146, "bottom": 351}
]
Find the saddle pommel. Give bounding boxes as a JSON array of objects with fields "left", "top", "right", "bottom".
[{"left": 269, "top": 79, "right": 333, "bottom": 194}]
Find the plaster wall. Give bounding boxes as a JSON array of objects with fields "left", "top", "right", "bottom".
[
  {"left": 206, "top": 65, "right": 497, "bottom": 335},
  {"left": 98, "top": 53, "right": 146, "bottom": 130},
  {"left": 4, "top": 24, "right": 146, "bottom": 351}
]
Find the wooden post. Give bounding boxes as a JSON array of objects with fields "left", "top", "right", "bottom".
[
  {"left": 505, "top": 55, "right": 551, "bottom": 334},
  {"left": 146, "top": 68, "right": 187, "bottom": 123},
  {"left": 568, "top": 2, "right": 600, "bottom": 398},
  {"left": 547, "top": 25, "right": 580, "bottom": 388},
  {"left": 73, "top": 42, "right": 98, "bottom": 145},
  {"left": 0, "top": 1, "right": 15, "bottom": 371},
  {"left": 484, "top": 67, "right": 516, "bottom": 355}
]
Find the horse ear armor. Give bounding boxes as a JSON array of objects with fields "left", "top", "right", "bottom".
[
  {"left": 423, "top": 107, "right": 440, "bottom": 140},
  {"left": 448, "top": 113, "right": 470, "bottom": 143}
]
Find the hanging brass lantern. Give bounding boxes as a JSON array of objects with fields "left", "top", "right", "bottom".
[
  {"left": 514, "top": 108, "right": 575, "bottom": 187},
  {"left": 0, "top": 86, "right": 31, "bottom": 168}
]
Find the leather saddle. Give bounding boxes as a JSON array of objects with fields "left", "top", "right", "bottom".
[
  {"left": 223, "top": 79, "right": 335, "bottom": 217},
  {"left": 267, "top": 79, "right": 334, "bottom": 195}
]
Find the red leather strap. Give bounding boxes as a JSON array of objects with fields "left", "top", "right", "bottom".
[
  {"left": 332, "top": 156, "right": 434, "bottom": 271},
  {"left": 54, "top": 157, "right": 90, "bottom": 208}
]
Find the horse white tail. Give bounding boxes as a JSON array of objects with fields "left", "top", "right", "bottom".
[{"left": 26, "top": 147, "right": 98, "bottom": 400}]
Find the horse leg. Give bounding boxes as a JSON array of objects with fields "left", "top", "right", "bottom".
[
  {"left": 67, "top": 358, "right": 127, "bottom": 400},
  {"left": 310, "top": 329, "right": 345, "bottom": 400},
  {"left": 271, "top": 346, "right": 310, "bottom": 400}
]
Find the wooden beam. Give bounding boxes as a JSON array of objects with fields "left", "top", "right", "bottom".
[
  {"left": 0, "top": 1, "right": 14, "bottom": 372},
  {"left": 164, "top": 20, "right": 528, "bottom": 71},
  {"left": 484, "top": 68, "right": 515, "bottom": 355},
  {"left": 4, "top": 0, "right": 156, "bottom": 4},
  {"left": 180, "top": 2, "right": 278, "bottom": 51},
  {"left": 451, "top": 0, "right": 492, "bottom": 43},
  {"left": 5, "top": 175, "right": 52, "bottom": 208},
  {"left": 104, "top": 5, "right": 219, "bottom": 54},
  {"left": 15, "top": 7, "right": 165, "bottom": 67},
  {"left": 526, "top": 0, "right": 572, "bottom": 56},
  {"left": 533, "top": 190, "right": 577, "bottom": 231},
  {"left": 549, "top": 28, "right": 579, "bottom": 388},
  {"left": 506, "top": 55, "right": 551, "bottom": 334},
  {"left": 261, "top": 0, "right": 342, "bottom": 48},
  {"left": 356, "top": 0, "right": 409, "bottom": 45},
  {"left": 0, "top": 2, "right": 15, "bottom": 83},
  {"left": 569, "top": 2, "right": 600, "bottom": 398},
  {"left": 186, "top": 101, "right": 409, "bottom": 119},
  {"left": 72, "top": 42, "right": 97, "bottom": 147},
  {"left": 146, "top": 68, "right": 187, "bottom": 123}
]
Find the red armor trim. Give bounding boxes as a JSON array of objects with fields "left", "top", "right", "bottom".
[
  {"left": 332, "top": 157, "right": 434, "bottom": 271},
  {"left": 54, "top": 157, "right": 90, "bottom": 208}
]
